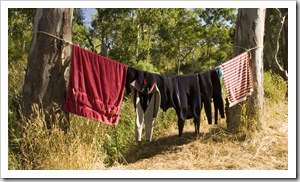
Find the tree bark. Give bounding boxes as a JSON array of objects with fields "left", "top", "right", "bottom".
[
  {"left": 280, "top": 8, "right": 288, "bottom": 72},
  {"left": 227, "top": 8, "right": 266, "bottom": 132},
  {"left": 22, "top": 8, "right": 73, "bottom": 132},
  {"left": 146, "top": 29, "right": 152, "bottom": 62},
  {"left": 135, "top": 24, "right": 140, "bottom": 62},
  {"left": 100, "top": 33, "right": 109, "bottom": 57},
  {"left": 280, "top": 8, "right": 288, "bottom": 97}
]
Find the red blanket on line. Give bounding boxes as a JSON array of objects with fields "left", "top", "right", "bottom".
[{"left": 64, "top": 45, "right": 128, "bottom": 125}]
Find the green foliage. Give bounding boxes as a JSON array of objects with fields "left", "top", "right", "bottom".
[
  {"left": 8, "top": 8, "right": 35, "bottom": 64},
  {"left": 84, "top": 8, "right": 237, "bottom": 74},
  {"left": 8, "top": 9, "right": 35, "bottom": 163},
  {"left": 101, "top": 97, "right": 136, "bottom": 165},
  {"left": 264, "top": 71, "right": 288, "bottom": 103},
  {"left": 238, "top": 71, "right": 288, "bottom": 132},
  {"left": 133, "top": 61, "right": 159, "bottom": 73}
]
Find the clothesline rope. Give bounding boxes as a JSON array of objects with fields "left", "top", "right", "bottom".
[
  {"left": 235, "top": 45, "right": 264, "bottom": 52},
  {"left": 35, "top": 31, "right": 263, "bottom": 66},
  {"left": 34, "top": 31, "right": 263, "bottom": 58},
  {"left": 235, "top": 46, "right": 264, "bottom": 60},
  {"left": 218, "top": 46, "right": 263, "bottom": 68},
  {"left": 35, "top": 31, "right": 73, "bottom": 45}
]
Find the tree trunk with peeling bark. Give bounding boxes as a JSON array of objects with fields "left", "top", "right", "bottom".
[
  {"left": 22, "top": 8, "right": 73, "bottom": 132},
  {"left": 226, "top": 8, "right": 266, "bottom": 132}
]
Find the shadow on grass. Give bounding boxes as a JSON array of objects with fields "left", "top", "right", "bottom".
[
  {"left": 123, "top": 131, "right": 197, "bottom": 164},
  {"left": 122, "top": 126, "right": 248, "bottom": 164}
]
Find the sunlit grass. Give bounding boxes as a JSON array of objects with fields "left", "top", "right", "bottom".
[{"left": 8, "top": 70, "right": 288, "bottom": 170}]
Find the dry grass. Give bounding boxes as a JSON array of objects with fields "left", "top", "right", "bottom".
[
  {"left": 9, "top": 89, "right": 288, "bottom": 170},
  {"left": 109, "top": 100, "right": 288, "bottom": 170},
  {"left": 17, "top": 104, "right": 108, "bottom": 170},
  {"left": 10, "top": 97, "right": 288, "bottom": 170}
]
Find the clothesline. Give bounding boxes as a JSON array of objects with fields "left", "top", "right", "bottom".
[
  {"left": 235, "top": 45, "right": 264, "bottom": 52},
  {"left": 35, "top": 31, "right": 263, "bottom": 57},
  {"left": 46, "top": 25, "right": 256, "bottom": 143},
  {"left": 235, "top": 46, "right": 264, "bottom": 59},
  {"left": 35, "top": 31, "right": 73, "bottom": 45},
  {"left": 36, "top": 30, "right": 255, "bottom": 109},
  {"left": 63, "top": 43, "right": 253, "bottom": 143}
]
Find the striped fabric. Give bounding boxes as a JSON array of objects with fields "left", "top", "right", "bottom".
[{"left": 221, "top": 52, "right": 253, "bottom": 107}]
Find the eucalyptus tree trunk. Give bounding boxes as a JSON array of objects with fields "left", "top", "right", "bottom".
[
  {"left": 135, "top": 24, "right": 140, "bottom": 62},
  {"left": 280, "top": 8, "right": 288, "bottom": 72},
  {"left": 22, "top": 8, "right": 73, "bottom": 132},
  {"left": 100, "top": 33, "right": 109, "bottom": 57},
  {"left": 146, "top": 29, "right": 152, "bottom": 62},
  {"left": 226, "top": 8, "right": 266, "bottom": 132}
]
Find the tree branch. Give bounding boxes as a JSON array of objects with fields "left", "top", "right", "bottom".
[{"left": 272, "top": 9, "right": 288, "bottom": 81}]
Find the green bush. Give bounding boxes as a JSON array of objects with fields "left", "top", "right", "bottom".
[
  {"left": 133, "top": 61, "right": 159, "bottom": 73},
  {"left": 264, "top": 71, "right": 287, "bottom": 103}
]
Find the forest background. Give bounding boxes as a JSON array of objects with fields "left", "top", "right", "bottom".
[{"left": 5, "top": 6, "right": 292, "bottom": 174}]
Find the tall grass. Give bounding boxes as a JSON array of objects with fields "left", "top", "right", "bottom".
[
  {"left": 8, "top": 69, "right": 288, "bottom": 170},
  {"left": 19, "top": 107, "right": 106, "bottom": 170},
  {"left": 8, "top": 94, "right": 175, "bottom": 169},
  {"left": 264, "top": 70, "right": 288, "bottom": 103},
  {"left": 9, "top": 99, "right": 134, "bottom": 169}
]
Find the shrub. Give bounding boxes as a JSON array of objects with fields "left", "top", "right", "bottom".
[
  {"left": 264, "top": 71, "right": 287, "bottom": 103},
  {"left": 133, "top": 60, "right": 159, "bottom": 73}
]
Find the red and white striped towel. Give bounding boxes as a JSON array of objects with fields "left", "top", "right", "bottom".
[{"left": 221, "top": 52, "right": 253, "bottom": 107}]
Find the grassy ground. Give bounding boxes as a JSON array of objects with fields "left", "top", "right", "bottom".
[
  {"left": 109, "top": 100, "right": 288, "bottom": 170},
  {"left": 8, "top": 71, "right": 288, "bottom": 170}
]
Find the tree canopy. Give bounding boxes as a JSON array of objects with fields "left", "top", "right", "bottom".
[
  {"left": 72, "top": 8, "right": 237, "bottom": 74},
  {"left": 8, "top": 8, "right": 288, "bottom": 86}
]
